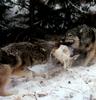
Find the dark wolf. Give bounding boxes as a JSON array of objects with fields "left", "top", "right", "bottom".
[{"left": 59, "top": 24, "right": 96, "bottom": 66}]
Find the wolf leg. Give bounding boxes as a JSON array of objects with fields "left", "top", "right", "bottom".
[
  {"left": 0, "top": 65, "right": 12, "bottom": 96},
  {"left": 83, "top": 49, "right": 95, "bottom": 66}
]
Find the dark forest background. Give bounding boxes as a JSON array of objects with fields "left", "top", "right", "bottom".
[{"left": 0, "top": 0, "right": 96, "bottom": 47}]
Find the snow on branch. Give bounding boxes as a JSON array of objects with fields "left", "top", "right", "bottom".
[
  {"left": 68, "top": 0, "right": 89, "bottom": 14},
  {"left": 68, "top": 0, "right": 96, "bottom": 14}
]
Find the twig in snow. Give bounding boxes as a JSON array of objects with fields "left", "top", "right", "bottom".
[
  {"left": 37, "top": 92, "right": 48, "bottom": 97},
  {"left": 34, "top": 92, "right": 38, "bottom": 100}
]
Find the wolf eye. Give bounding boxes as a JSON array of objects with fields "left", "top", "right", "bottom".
[{"left": 68, "top": 34, "right": 73, "bottom": 37}]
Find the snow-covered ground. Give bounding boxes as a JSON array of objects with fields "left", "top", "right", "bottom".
[{"left": 1, "top": 62, "right": 96, "bottom": 100}]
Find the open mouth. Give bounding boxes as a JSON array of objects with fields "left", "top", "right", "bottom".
[{"left": 64, "top": 39, "right": 74, "bottom": 46}]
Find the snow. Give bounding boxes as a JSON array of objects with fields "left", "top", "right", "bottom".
[
  {"left": 4, "top": 4, "right": 29, "bottom": 28},
  {"left": 5, "top": 5, "right": 29, "bottom": 19},
  {"left": 80, "top": 2, "right": 96, "bottom": 14},
  {"left": 0, "top": 62, "right": 96, "bottom": 100},
  {"left": 89, "top": 5, "right": 96, "bottom": 14},
  {"left": 54, "top": 4, "right": 62, "bottom": 10}
]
